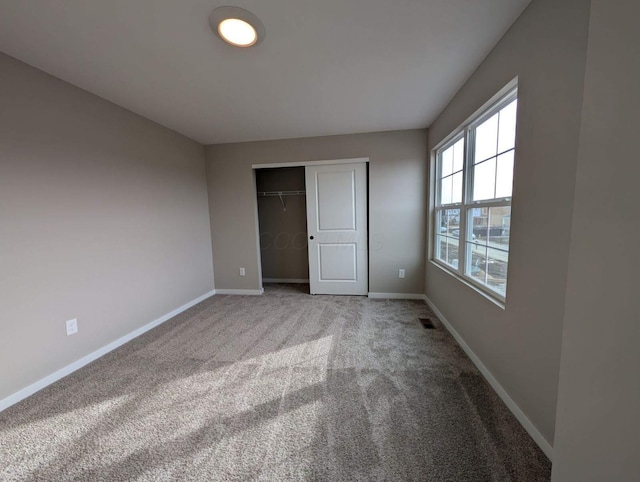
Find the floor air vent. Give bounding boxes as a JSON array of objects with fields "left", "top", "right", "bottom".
[{"left": 418, "top": 317, "right": 435, "bottom": 329}]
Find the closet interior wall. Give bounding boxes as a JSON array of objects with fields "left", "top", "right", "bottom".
[{"left": 255, "top": 167, "right": 309, "bottom": 282}]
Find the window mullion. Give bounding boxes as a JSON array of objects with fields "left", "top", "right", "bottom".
[
  {"left": 434, "top": 208, "right": 440, "bottom": 261},
  {"left": 465, "top": 126, "right": 475, "bottom": 204},
  {"left": 434, "top": 152, "right": 441, "bottom": 209},
  {"left": 461, "top": 126, "right": 474, "bottom": 276},
  {"left": 459, "top": 205, "right": 468, "bottom": 275},
  {"left": 493, "top": 111, "right": 501, "bottom": 199}
]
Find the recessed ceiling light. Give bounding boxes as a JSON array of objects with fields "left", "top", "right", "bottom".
[
  {"left": 209, "top": 6, "right": 265, "bottom": 48},
  {"left": 218, "top": 18, "right": 257, "bottom": 47}
]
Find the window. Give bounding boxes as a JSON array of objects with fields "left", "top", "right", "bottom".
[{"left": 433, "top": 87, "right": 518, "bottom": 301}]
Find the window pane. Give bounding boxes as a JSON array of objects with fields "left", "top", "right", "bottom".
[
  {"left": 440, "top": 175, "right": 452, "bottom": 205},
  {"left": 452, "top": 171, "right": 463, "bottom": 204},
  {"left": 474, "top": 112, "right": 498, "bottom": 163},
  {"left": 471, "top": 206, "right": 511, "bottom": 246},
  {"left": 441, "top": 146, "right": 453, "bottom": 177},
  {"left": 498, "top": 99, "right": 518, "bottom": 153},
  {"left": 469, "top": 207, "right": 489, "bottom": 245},
  {"left": 486, "top": 247, "right": 509, "bottom": 296},
  {"left": 473, "top": 158, "right": 496, "bottom": 201},
  {"left": 435, "top": 235, "right": 459, "bottom": 269},
  {"left": 466, "top": 243, "right": 487, "bottom": 285},
  {"left": 495, "top": 151, "right": 514, "bottom": 198},
  {"left": 438, "top": 208, "right": 460, "bottom": 234},
  {"left": 435, "top": 234, "right": 446, "bottom": 262},
  {"left": 487, "top": 206, "right": 511, "bottom": 249},
  {"left": 445, "top": 237, "right": 459, "bottom": 268},
  {"left": 453, "top": 138, "right": 465, "bottom": 172}
]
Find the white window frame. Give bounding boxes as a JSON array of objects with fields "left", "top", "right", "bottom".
[{"left": 432, "top": 85, "right": 518, "bottom": 304}]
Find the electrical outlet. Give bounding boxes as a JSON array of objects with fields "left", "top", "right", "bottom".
[
  {"left": 66, "top": 318, "right": 78, "bottom": 336},
  {"left": 239, "top": 267, "right": 246, "bottom": 276},
  {"left": 399, "top": 269, "right": 406, "bottom": 279}
]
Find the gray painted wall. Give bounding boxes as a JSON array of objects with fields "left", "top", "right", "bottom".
[
  {"left": 206, "top": 130, "right": 427, "bottom": 294},
  {"left": 425, "top": 0, "right": 591, "bottom": 446},
  {"left": 0, "top": 53, "right": 215, "bottom": 401},
  {"left": 552, "top": 0, "right": 640, "bottom": 479},
  {"left": 256, "top": 168, "right": 309, "bottom": 281}
]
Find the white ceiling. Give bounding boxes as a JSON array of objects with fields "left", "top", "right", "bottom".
[{"left": 0, "top": 0, "right": 531, "bottom": 144}]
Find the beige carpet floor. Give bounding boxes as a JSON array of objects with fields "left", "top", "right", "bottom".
[{"left": 0, "top": 284, "right": 551, "bottom": 481}]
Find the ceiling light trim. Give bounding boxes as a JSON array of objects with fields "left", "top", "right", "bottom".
[{"left": 209, "top": 6, "right": 265, "bottom": 47}]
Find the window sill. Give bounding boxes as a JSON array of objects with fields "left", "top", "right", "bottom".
[{"left": 428, "top": 260, "right": 506, "bottom": 310}]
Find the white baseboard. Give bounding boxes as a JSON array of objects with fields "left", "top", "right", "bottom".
[
  {"left": 0, "top": 290, "right": 216, "bottom": 413},
  {"left": 263, "top": 278, "right": 309, "bottom": 284},
  {"left": 368, "top": 292, "right": 427, "bottom": 300},
  {"left": 423, "top": 296, "right": 553, "bottom": 461},
  {"left": 215, "top": 288, "right": 264, "bottom": 295}
]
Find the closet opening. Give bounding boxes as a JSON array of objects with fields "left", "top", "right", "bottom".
[{"left": 255, "top": 167, "right": 310, "bottom": 295}]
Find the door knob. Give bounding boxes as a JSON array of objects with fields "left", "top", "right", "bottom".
[{"left": 309, "top": 236, "right": 314, "bottom": 240}]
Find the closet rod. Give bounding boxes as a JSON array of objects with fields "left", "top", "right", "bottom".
[
  {"left": 257, "top": 190, "right": 305, "bottom": 211},
  {"left": 257, "top": 190, "right": 306, "bottom": 197}
]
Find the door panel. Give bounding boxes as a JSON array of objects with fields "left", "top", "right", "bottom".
[
  {"left": 319, "top": 244, "right": 357, "bottom": 281},
  {"left": 306, "top": 162, "right": 367, "bottom": 295},
  {"left": 317, "top": 171, "right": 356, "bottom": 230}
]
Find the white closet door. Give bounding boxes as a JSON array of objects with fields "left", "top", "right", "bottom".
[{"left": 305, "top": 162, "right": 368, "bottom": 295}]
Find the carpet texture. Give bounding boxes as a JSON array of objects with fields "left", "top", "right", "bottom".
[{"left": 0, "top": 284, "right": 551, "bottom": 481}]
